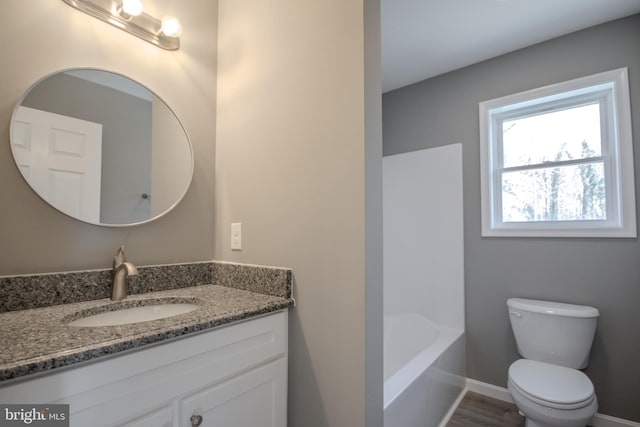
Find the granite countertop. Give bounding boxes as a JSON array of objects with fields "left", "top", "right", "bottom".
[{"left": 0, "top": 284, "right": 293, "bottom": 382}]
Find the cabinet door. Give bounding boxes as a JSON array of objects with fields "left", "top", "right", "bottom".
[{"left": 181, "top": 358, "right": 287, "bottom": 427}]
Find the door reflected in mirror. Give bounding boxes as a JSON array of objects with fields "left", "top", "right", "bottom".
[{"left": 10, "top": 69, "right": 193, "bottom": 226}]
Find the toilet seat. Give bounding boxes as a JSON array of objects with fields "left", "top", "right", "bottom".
[{"left": 509, "top": 359, "right": 595, "bottom": 410}]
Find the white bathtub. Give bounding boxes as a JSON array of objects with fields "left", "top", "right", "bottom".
[{"left": 384, "top": 313, "right": 466, "bottom": 427}]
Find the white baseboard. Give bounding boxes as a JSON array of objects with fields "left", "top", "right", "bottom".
[
  {"left": 464, "top": 378, "right": 640, "bottom": 427},
  {"left": 465, "top": 378, "right": 512, "bottom": 402},
  {"left": 437, "top": 387, "right": 467, "bottom": 427},
  {"left": 593, "top": 414, "right": 640, "bottom": 427}
]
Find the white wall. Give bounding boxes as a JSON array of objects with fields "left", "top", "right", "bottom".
[
  {"left": 383, "top": 144, "right": 464, "bottom": 330},
  {"left": 215, "top": 1, "right": 382, "bottom": 426}
]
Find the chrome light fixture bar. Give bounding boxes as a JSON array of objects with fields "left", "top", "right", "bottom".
[{"left": 62, "top": 0, "right": 180, "bottom": 50}]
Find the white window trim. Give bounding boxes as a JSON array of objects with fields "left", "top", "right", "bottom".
[{"left": 479, "top": 68, "right": 636, "bottom": 238}]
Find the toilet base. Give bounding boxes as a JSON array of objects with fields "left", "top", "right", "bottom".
[
  {"left": 525, "top": 418, "right": 558, "bottom": 427},
  {"left": 508, "top": 380, "right": 597, "bottom": 427},
  {"left": 525, "top": 419, "right": 545, "bottom": 427},
  {"left": 523, "top": 417, "right": 593, "bottom": 427}
]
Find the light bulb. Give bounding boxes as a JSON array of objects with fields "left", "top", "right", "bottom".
[
  {"left": 161, "top": 16, "right": 182, "bottom": 37},
  {"left": 122, "top": 0, "right": 143, "bottom": 17}
]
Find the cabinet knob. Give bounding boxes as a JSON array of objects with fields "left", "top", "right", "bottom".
[{"left": 190, "top": 415, "right": 203, "bottom": 426}]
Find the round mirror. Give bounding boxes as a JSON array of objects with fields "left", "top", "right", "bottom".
[{"left": 10, "top": 69, "right": 193, "bottom": 226}]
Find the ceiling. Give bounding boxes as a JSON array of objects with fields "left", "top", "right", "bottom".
[{"left": 381, "top": 0, "right": 640, "bottom": 92}]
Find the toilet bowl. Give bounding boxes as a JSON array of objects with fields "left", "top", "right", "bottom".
[{"left": 508, "top": 359, "right": 597, "bottom": 427}]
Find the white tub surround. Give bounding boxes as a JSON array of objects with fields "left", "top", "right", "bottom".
[
  {"left": 384, "top": 313, "right": 465, "bottom": 427},
  {"left": 383, "top": 144, "right": 466, "bottom": 427}
]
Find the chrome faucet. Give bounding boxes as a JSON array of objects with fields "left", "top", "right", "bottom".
[{"left": 111, "top": 246, "right": 138, "bottom": 301}]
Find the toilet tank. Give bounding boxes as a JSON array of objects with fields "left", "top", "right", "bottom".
[{"left": 507, "top": 298, "right": 599, "bottom": 369}]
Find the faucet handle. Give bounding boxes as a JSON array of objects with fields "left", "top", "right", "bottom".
[{"left": 114, "top": 246, "right": 127, "bottom": 265}]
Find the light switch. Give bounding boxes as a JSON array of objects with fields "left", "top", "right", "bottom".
[{"left": 231, "top": 222, "right": 242, "bottom": 250}]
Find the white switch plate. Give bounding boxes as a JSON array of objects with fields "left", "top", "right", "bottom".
[{"left": 231, "top": 222, "right": 242, "bottom": 250}]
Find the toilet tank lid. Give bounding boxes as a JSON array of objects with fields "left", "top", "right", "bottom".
[{"left": 507, "top": 298, "right": 599, "bottom": 318}]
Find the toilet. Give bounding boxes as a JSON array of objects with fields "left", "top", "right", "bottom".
[{"left": 507, "top": 298, "right": 599, "bottom": 427}]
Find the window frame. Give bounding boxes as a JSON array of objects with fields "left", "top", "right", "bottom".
[{"left": 479, "top": 68, "right": 636, "bottom": 238}]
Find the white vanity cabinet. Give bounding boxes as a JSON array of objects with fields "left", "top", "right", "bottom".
[{"left": 0, "top": 311, "right": 288, "bottom": 427}]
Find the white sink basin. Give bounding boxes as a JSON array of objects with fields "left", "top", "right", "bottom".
[{"left": 66, "top": 299, "right": 201, "bottom": 327}]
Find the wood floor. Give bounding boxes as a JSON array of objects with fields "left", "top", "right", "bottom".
[{"left": 446, "top": 391, "right": 525, "bottom": 427}]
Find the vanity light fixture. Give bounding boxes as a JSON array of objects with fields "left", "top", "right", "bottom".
[
  {"left": 62, "top": 0, "right": 182, "bottom": 50},
  {"left": 160, "top": 16, "right": 182, "bottom": 38},
  {"left": 121, "top": 0, "right": 143, "bottom": 16}
]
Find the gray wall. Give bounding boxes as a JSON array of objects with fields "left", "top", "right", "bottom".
[
  {"left": 0, "top": 0, "right": 216, "bottom": 274},
  {"left": 382, "top": 14, "right": 640, "bottom": 421},
  {"left": 364, "top": 0, "right": 384, "bottom": 424}
]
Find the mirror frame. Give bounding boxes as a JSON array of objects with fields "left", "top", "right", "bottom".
[{"left": 9, "top": 68, "right": 194, "bottom": 227}]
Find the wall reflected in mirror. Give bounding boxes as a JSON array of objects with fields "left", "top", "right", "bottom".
[{"left": 10, "top": 69, "right": 193, "bottom": 226}]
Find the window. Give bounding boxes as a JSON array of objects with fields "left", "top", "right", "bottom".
[{"left": 479, "top": 68, "right": 636, "bottom": 237}]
